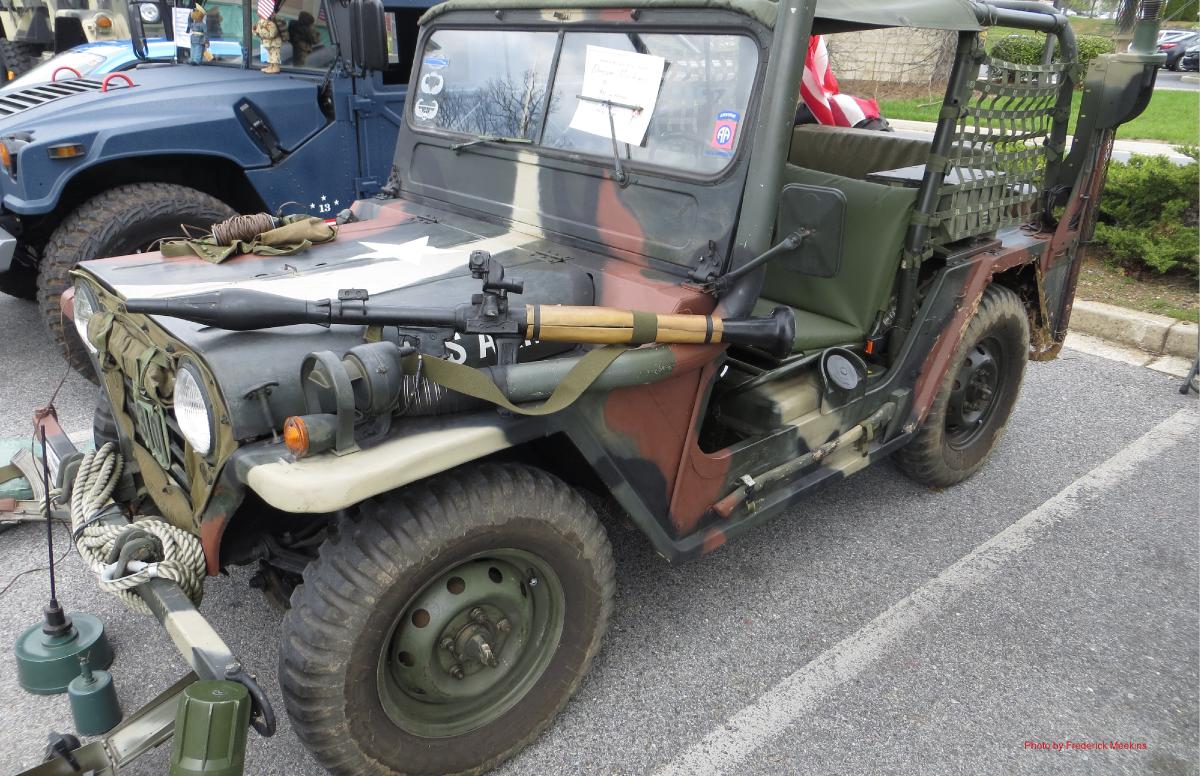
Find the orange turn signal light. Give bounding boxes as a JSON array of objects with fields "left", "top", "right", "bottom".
[
  {"left": 283, "top": 416, "right": 309, "bottom": 458},
  {"left": 0, "top": 143, "right": 12, "bottom": 174},
  {"left": 47, "top": 143, "right": 86, "bottom": 160},
  {"left": 95, "top": 14, "right": 113, "bottom": 28}
]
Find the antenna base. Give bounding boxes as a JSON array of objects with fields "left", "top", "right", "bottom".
[{"left": 15, "top": 612, "right": 112, "bottom": 695}]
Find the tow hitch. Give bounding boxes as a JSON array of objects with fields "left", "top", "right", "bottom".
[{"left": 4, "top": 410, "right": 274, "bottom": 775}]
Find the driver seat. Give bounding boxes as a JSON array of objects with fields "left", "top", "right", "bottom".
[{"left": 753, "top": 164, "right": 917, "bottom": 354}]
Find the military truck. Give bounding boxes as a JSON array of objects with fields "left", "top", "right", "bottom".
[
  {"left": 0, "top": 0, "right": 430, "bottom": 377},
  {"left": 31, "top": 0, "right": 1164, "bottom": 773}
]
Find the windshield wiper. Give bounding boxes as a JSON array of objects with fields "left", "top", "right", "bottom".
[
  {"left": 577, "top": 95, "right": 642, "bottom": 185},
  {"left": 450, "top": 136, "right": 533, "bottom": 153}
]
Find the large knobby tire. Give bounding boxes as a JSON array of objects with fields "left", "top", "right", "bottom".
[
  {"left": 281, "top": 464, "right": 615, "bottom": 776},
  {"left": 38, "top": 183, "right": 236, "bottom": 380},
  {"left": 895, "top": 284, "right": 1029, "bottom": 488},
  {"left": 0, "top": 39, "right": 40, "bottom": 82}
]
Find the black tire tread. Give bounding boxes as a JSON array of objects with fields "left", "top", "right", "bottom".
[
  {"left": 0, "top": 39, "right": 40, "bottom": 81},
  {"left": 280, "top": 463, "right": 615, "bottom": 776},
  {"left": 37, "top": 182, "right": 235, "bottom": 380},
  {"left": 894, "top": 283, "right": 1029, "bottom": 488}
]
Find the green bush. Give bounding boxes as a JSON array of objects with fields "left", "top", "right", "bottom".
[
  {"left": 990, "top": 33, "right": 1115, "bottom": 75},
  {"left": 1093, "top": 155, "right": 1199, "bottom": 279}
]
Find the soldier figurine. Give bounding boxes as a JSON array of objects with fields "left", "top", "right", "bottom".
[
  {"left": 254, "top": 14, "right": 283, "bottom": 74},
  {"left": 188, "top": 4, "right": 213, "bottom": 65}
]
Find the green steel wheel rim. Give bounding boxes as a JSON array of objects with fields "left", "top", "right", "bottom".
[{"left": 376, "top": 549, "right": 565, "bottom": 739}]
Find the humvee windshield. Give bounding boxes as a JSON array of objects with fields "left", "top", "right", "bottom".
[{"left": 411, "top": 28, "right": 759, "bottom": 175}]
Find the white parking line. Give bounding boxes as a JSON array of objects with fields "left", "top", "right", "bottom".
[{"left": 655, "top": 407, "right": 1200, "bottom": 776}]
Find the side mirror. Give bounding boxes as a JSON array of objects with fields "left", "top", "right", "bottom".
[
  {"left": 127, "top": 0, "right": 171, "bottom": 60},
  {"left": 775, "top": 183, "right": 845, "bottom": 278},
  {"left": 350, "top": 0, "right": 389, "bottom": 72}
]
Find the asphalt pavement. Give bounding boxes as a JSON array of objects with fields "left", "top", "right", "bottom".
[
  {"left": 1155, "top": 71, "right": 1199, "bottom": 91},
  {"left": 0, "top": 290, "right": 1197, "bottom": 776}
]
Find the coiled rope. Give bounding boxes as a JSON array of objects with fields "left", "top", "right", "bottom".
[
  {"left": 209, "top": 212, "right": 278, "bottom": 246},
  {"left": 68, "top": 443, "right": 206, "bottom": 616}
]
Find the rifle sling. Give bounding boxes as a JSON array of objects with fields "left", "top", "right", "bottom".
[{"left": 407, "top": 346, "right": 626, "bottom": 417}]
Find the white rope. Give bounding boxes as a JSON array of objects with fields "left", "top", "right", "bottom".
[{"left": 68, "top": 443, "right": 206, "bottom": 616}]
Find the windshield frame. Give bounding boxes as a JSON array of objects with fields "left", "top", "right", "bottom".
[{"left": 405, "top": 15, "right": 768, "bottom": 185}]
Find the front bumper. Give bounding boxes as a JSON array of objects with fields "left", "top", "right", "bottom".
[{"left": 0, "top": 221, "right": 17, "bottom": 274}]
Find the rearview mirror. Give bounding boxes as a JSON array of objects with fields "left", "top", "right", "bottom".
[
  {"left": 775, "top": 183, "right": 845, "bottom": 278},
  {"left": 350, "top": 0, "right": 389, "bottom": 72}
]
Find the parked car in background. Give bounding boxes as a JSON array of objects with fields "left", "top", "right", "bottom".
[
  {"left": 1157, "top": 28, "right": 1195, "bottom": 44},
  {"left": 1179, "top": 43, "right": 1199, "bottom": 71},
  {"left": 0, "top": 38, "right": 243, "bottom": 94},
  {"left": 1158, "top": 31, "right": 1199, "bottom": 69}
]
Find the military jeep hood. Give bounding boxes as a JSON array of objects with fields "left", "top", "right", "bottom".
[{"left": 79, "top": 201, "right": 601, "bottom": 439}]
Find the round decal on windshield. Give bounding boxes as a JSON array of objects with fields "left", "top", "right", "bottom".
[
  {"left": 414, "top": 98, "right": 440, "bottom": 122},
  {"left": 420, "top": 72, "right": 445, "bottom": 95}
]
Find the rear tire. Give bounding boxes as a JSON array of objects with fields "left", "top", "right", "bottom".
[
  {"left": 895, "top": 284, "right": 1029, "bottom": 488},
  {"left": 37, "top": 183, "right": 236, "bottom": 382},
  {"left": 280, "top": 463, "right": 615, "bottom": 776},
  {"left": 0, "top": 39, "right": 40, "bottom": 82}
]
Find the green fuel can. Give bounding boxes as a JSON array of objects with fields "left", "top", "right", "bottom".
[{"left": 169, "top": 680, "right": 251, "bottom": 776}]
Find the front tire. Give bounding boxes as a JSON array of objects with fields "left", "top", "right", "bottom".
[
  {"left": 895, "top": 284, "right": 1029, "bottom": 488},
  {"left": 38, "top": 183, "right": 236, "bottom": 381},
  {"left": 281, "top": 464, "right": 615, "bottom": 776}
]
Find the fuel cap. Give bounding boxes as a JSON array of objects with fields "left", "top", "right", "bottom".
[{"left": 825, "top": 354, "right": 861, "bottom": 391}]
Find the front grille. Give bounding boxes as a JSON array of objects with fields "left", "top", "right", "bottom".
[
  {"left": 123, "top": 378, "right": 191, "bottom": 497},
  {"left": 0, "top": 79, "right": 103, "bottom": 117}
]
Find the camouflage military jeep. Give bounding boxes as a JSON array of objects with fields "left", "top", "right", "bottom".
[{"left": 59, "top": 0, "right": 1163, "bottom": 772}]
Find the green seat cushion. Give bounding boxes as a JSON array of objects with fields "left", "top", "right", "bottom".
[
  {"left": 752, "top": 298, "right": 864, "bottom": 353},
  {"left": 788, "top": 125, "right": 932, "bottom": 181},
  {"left": 757, "top": 165, "right": 917, "bottom": 352}
]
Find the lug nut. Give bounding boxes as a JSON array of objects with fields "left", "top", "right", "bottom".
[
  {"left": 449, "top": 664, "right": 464, "bottom": 680},
  {"left": 440, "top": 637, "right": 455, "bottom": 652},
  {"left": 469, "top": 607, "right": 486, "bottom": 622},
  {"left": 496, "top": 618, "right": 511, "bottom": 634}
]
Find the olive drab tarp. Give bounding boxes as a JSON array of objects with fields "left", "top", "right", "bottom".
[
  {"left": 159, "top": 215, "right": 338, "bottom": 264},
  {"left": 420, "top": 0, "right": 983, "bottom": 31}
]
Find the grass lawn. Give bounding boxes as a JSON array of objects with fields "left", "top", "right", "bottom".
[{"left": 880, "top": 89, "right": 1200, "bottom": 146}]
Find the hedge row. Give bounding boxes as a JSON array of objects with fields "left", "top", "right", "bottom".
[
  {"left": 990, "top": 33, "right": 1115, "bottom": 75},
  {"left": 1093, "top": 154, "right": 1199, "bottom": 279}
]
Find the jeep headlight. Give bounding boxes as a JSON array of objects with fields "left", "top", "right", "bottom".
[
  {"left": 173, "top": 362, "right": 214, "bottom": 456},
  {"left": 138, "top": 3, "right": 160, "bottom": 23},
  {"left": 72, "top": 281, "right": 99, "bottom": 355}
]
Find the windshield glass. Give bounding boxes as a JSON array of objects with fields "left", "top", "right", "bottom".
[
  {"left": 0, "top": 1, "right": 140, "bottom": 45},
  {"left": 5, "top": 47, "right": 105, "bottom": 86},
  {"left": 412, "top": 28, "right": 759, "bottom": 175}
]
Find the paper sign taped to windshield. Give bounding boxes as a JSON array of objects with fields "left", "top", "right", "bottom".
[
  {"left": 569, "top": 46, "right": 666, "bottom": 146},
  {"left": 172, "top": 7, "right": 192, "bottom": 49}
]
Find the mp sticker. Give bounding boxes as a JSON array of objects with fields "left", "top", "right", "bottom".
[
  {"left": 710, "top": 110, "right": 739, "bottom": 154},
  {"left": 423, "top": 55, "right": 448, "bottom": 70},
  {"left": 420, "top": 71, "right": 445, "bottom": 95},
  {"left": 414, "top": 98, "right": 439, "bottom": 122}
]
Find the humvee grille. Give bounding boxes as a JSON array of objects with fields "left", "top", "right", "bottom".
[{"left": 0, "top": 79, "right": 104, "bottom": 117}]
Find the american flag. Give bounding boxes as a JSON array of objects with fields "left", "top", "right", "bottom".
[
  {"left": 799, "top": 36, "right": 880, "bottom": 128},
  {"left": 256, "top": 0, "right": 275, "bottom": 19}
]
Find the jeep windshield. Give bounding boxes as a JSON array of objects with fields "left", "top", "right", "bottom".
[{"left": 411, "top": 28, "right": 759, "bottom": 175}]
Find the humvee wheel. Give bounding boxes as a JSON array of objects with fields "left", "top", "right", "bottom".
[
  {"left": 38, "top": 182, "right": 236, "bottom": 382},
  {"left": 281, "top": 463, "right": 614, "bottom": 776},
  {"left": 895, "top": 284, "right": 1029, "bottom": 488}
]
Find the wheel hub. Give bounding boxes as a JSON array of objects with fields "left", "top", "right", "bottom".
[
  {"left": 376, "top": 551, "right": 564, "bottom": 738},
  {"left": 946, "top": 338, "right": 1002, "bottom": 449}
]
